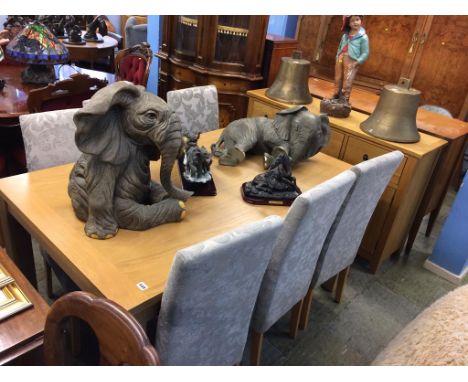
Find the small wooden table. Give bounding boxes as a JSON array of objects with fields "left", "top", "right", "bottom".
[
  {"left": 0, "top": 248, "right": 49, "bottom": 365},
  {"left": 0, "top": 130, "right": 351, "bottom": 321},
  {"left": 62, "top": 35, "right": 118, "bottom": 70},
  {"left": 308, "top": 77, "right": 468, "bottom": 253}
]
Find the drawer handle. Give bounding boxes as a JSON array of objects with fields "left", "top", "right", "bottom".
[
  {"left": 264, "top": 114, "right": 268, "bottom": 118},
  {"left": 363, "top": 154, "right": 369, "bottom": 161}
]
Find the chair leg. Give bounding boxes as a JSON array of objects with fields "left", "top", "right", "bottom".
[
  {"left": 289, "top": 300, "right": 303, "bottom": 339},
  {"left": 44, "top": 258, "right": 55, "bottom": 299},
  {"left": 335, "top": 266, "right": 350, "bottom": 303},
  {"left": 250, "top": 330, "right": 264, "bottom": 366},
  {"left": 298, "top": 288, "right": 313, "bottom": 331},
  {"left": 321, "top": 274, "right": 337, "bottom": 292}
]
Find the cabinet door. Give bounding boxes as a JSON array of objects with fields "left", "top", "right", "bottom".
[
  {"left": 300, "top": 16, "right": 425, "bottom": 91},
  {"left": 171, "top": 16, "right": 200, "bottom": 62},
  {"left": 411, "top": 16, "right": 468, "bottom": 118}
]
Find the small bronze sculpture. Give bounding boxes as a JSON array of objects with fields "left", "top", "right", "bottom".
[
  {"left": 182, "top": 133, "right": 212, "bottom": 183},
  {"left": 84, "top": 15, "right": 108, "bottom": 43},
  {"left": 211, "top": 106, "right": 330, "bottom": 168},
  {"left": 242, "top": 153, "right": 301, "bottom": 205},
  {"left": 321, "top": 16, "right": 369, "bottom": 118},
  {"left": 179, "top": 133, "right": 216, "bottom": 196},
  {"left": 66, "top": 24, "right": 85, "bottom": 45},
  {"left": 68, "top": 82, "right": 192, "bottom": 240}
]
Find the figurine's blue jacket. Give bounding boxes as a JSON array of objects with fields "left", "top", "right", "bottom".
[{"left": 336, "top": 26, "right": 369, "bottom": 64}]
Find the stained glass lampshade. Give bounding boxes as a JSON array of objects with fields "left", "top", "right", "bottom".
[{"left": 6, "top": 21, "right": 69, "bottom": 84}]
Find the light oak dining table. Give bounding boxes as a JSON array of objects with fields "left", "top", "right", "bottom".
[{"left": 0, "top": 129, "right": 351, "bottom": 323}]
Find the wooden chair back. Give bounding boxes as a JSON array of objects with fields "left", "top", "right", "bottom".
[
  {"left": 27, "top": 73, "right": 108, "bottom": 113},
  {"left": 44, "top": 291, "right": 160, "bottom": 366},
  {"left": 115, "top": 42, "right": 152, "bottom": 87}
]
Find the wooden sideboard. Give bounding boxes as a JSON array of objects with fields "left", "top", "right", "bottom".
[
  {"left": 246, "top": 89, "right": 447, "bottom": 273},
  {"left": 308, "top": 77, "right": 468, "bottom": 253},
  {"left": 0, "top": 248, "right": 49, "bottom": 365}
]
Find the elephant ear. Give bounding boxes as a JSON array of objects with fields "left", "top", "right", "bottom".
[
  {"left": 273, "top": 106, "right": 308, "bottom": 142},
  {"left": 74, "top": 82, "right": 143, "bottom": 165},
  {"left": 276, "top": 105, "right": 308, "bottom": 115}
]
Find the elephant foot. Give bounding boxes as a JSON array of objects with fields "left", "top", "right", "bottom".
[
  {"left": 179, "top": 201, "right": 187, "bottom": 220},
  {"left": 219, "top": 148, "right": 245, "bottom": 166},
  {"left": 85, "top": 217, "right": 119, "bottom": 240}
]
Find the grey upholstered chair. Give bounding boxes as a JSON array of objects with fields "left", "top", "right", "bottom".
[
  {"left": 166, "top": 85, "right": 219, "bottom": 136},
  {"left": 125, "top": 16, "right": 148, "bottom": 48},
  {"left": 299, "top": 150, "right": 404, "bottom": 330},
  {"left": 19, "top": 109, "right": 82, "bottom": 298},
  {"left": 155, "top": 215, "right": 283, "bottom": 366},
  {"left": 249, "top": 170, "right": 357, "bottom": 365}
]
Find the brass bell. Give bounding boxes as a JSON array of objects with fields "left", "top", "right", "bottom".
[
  {"left": 266, "top": 51, "right": 313, "bottom": 105},
  {"left": 360, "top": 80, "right": 421, "bottom": 143}
]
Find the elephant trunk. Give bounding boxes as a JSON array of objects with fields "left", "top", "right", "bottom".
[{"left": 154, "top": 114, "right": 192, "bottom": 201}]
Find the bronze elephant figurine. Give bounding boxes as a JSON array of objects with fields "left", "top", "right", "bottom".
[
  {"left": 211, "top": 106, "right": 330, "bottom": 167},
  {"left": 68, "top": 82, "right": 192, "bottom": 240}
]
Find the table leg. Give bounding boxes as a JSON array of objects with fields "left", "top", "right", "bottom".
[{"left": 0, "top": 199, "right": 37, "bottom": 287}]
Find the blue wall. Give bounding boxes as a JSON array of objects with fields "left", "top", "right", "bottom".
[
  {"left": 267, "top": 16, "right": 298, "bottom": 38},
  {"left": 429, "top": 172, "right": 468, "bottom": 278},
  {"left": 146, "top": 15, "right": 161, "bottom": 95}
]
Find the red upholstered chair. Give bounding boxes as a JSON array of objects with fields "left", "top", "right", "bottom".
[
  {"left": 27, "top": 73, "right": 108, "bottom": 113},
  {"left": 115, "top": 42, "right": 152, "bottom": 87}
]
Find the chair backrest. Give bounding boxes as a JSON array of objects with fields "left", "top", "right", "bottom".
[
  {"left": 311, "top": 151, "right": 404, "bottom": 287},
  {"left": 251, "top": 170, "right": 357, "bottom": 333},
  {"left": 27, "top": 73, "right": 108, "bottom": 113},
  {"left": 166, "top": 85, "right": 219, "bottom": 136},
  {"left": 115, "top": 42, "right": 152, "bottom": 86},
  {"left": 125, "top": 16, "right": 148, "bottom": 48},
  {"left": 44, "top": 291, "right": 160, "bottom": 365},
  {"left": 19, "top": 108, "right": 81, "bottom": 171},
  {"left": 156, "top": 215, "right": 283, "bottom": 365}
]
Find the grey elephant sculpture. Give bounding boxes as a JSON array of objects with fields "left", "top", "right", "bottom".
[
  {"left": 211, "top": 106, "right": 330, "bottom": 167},
  {"left": 68, "top": 81, "right": 192, "bottom": 240}
]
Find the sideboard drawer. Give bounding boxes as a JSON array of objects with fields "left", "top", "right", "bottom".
[
  {"left": 249, "top": 100, "right": 280, "bottom": 118},
  {"left": 321, "top": 129, "right": 344, "bottom": 158},
  {"left": 342, "top": 136, "right": 406, "bottom": 186}
]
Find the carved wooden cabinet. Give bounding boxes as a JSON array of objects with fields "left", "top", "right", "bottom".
[
  {"left": 246, "top": 88, "right": 447, "bottom": 273},
  {"left": 156, "top": 16, "right": 269, "bottom": 127},
  {"left": 296, "top": 16, "right": 468, "bottom": 120}
]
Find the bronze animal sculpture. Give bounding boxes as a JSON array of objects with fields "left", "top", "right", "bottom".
[
  {"left": 84, "top": 15, "right": 107, "bottom": 42},
  {"left": 182, "top": 134, "right": 212, "bottom": 183},
  {"left": 68, "top": 82, "right": 192, "bottom": 240},
  {"left": 211, "top": 106, "right": 330, "bottom": 167},
  {"left": 244, "top": 153, "right": 300, "bottom": 201}
]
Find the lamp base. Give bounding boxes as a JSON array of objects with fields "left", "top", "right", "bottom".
[{"left": 21, "top": 64, "right": 56, "bottom": 84}]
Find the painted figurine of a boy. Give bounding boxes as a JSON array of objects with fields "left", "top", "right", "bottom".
[{"left": 331, "top": 15, "right": 369, "bottom": 104}]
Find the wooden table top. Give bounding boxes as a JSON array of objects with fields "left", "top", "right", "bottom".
[
  {"left": 0, "top": 129, "right": 351, "bottom": 313},
  {"left": 0, "top": 64, "right": 115, "bottom": 118},
  {"left": 61, "top": 34, "right": 117, "bottom": 54},
  {"left": 0, "top": 248, "right": 49, "bottom": 365},
  {"left": 308, "top": 77, "right": 468, "bottom": 141},
  {"left": 248, "top": 88, "right": 447, "bottom": 159}
]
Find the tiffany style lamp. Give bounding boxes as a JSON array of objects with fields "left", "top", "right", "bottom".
[{"left": 6, "top": 21, "right": 69, "bottom": 84}]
